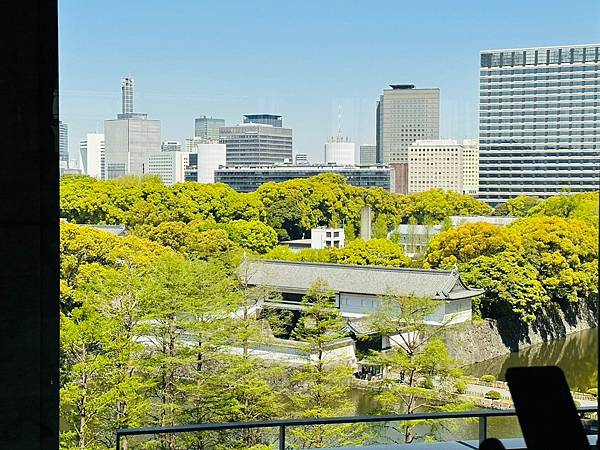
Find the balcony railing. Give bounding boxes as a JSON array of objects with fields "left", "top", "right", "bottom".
[{"left": 116, "top": 406, "right": 597, "bottom": 449}]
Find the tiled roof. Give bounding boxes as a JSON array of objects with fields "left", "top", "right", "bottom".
[{"left": 239, "top": 259, "right": 484, "bottom": 301}]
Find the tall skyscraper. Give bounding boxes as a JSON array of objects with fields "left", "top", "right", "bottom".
[
  {"left": 243, "top": 114, "right": 283, "bottom": 127},
  {"left": 359, "top": 144, "right": 377, "bottom": 165},
  {"left": 79, "top": 133, "right": 105, "bottom": 179},
  {"left": 220, "top": 119, "right": 293, "bottom": 166},
  {"left": 479, "top": 44, "right": 600, "bottom": 204},
  {"left": 104, "top": 77, "right": 161, "bottom": 179},
  {"left": 122, "top": 77, "right": 134, "bottom": 115},
  {"left": 376, "top": 85, "right": 440, "bottom": 164},
  {"left": 59, "top": 121, "right": 69, "bottom": 167},
  {"left": 195, "top": 116, "right": 225, "bottom": 140}
]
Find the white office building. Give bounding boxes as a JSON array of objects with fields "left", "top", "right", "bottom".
[
  {"left": 311, "top": 227, "right": 345, "bottom": 249},
  {"left": 161, "top": 141, "right": 181, "bottom": 152},
  {"left": 324, "top": 136, "right": 355, "bottom": 165},
  {"left": 407, "top": 139, "right": 479, "bottom": 195},
  {"left": 220, "top": 120, "right": 293, "bottom": 166},
  {"left": 104, "top": 77, "right": 161, "bottom": 179},
  {"left": 79, "top": 133, "right": 105, "bottom": 179},
  {"left": 147, "top": 151, "right": 189, "bottom": 185},
  {"left": 185, "top": 142, "right": 226, "bottom": 183}
]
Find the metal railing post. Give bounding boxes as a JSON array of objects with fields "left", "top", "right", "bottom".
[
  {"left": 279, "top": 424, "right": 286, "bottom": 450},
  {"left": 479, "top": 415, "right": 488, "bottom": 444},
  {"left": 116, "top": 431, "right": 121, "bottom": 450}
]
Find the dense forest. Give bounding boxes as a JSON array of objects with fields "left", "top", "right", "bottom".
[{"left": 59, "top": 175, "right": 599, "bottom": 449}]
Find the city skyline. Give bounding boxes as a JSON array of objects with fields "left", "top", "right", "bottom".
[{"left": 59, "top": 0, "right": 600, "bottom": 164}]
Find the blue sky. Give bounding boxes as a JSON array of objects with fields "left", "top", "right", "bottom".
[{"left": 59, "top": 0, "right": 600, "bottom": 164}]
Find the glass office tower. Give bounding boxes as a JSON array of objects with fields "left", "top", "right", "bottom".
[{"left": 479, "top": 44, "right": 600, "bottom": 205}]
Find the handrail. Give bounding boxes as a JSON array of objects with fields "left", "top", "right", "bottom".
[{"left": 116, "top": 406, "right": 597, "bottom": 449}]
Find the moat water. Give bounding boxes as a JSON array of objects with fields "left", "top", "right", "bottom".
[{"left": 351, "top": 328, "right": 598, "bottom": 443}]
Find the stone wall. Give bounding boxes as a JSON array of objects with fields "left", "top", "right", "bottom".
[{"left": 444, "top": 299, "right": 597, "bottom": 366}]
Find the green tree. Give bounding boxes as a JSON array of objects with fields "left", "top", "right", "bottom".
[
  {"left": 333, "top": 239, "right": 410, "bottom": 267},
  {"left": 364, "top": 294, "right": 471, "bottom": 443},
  {"left": 424, "top": 222, "right": 520, "bottom": 269},
  {"left": 528, "top": 192, "right": 599, "bottom": 228},
  {"left": 510, "top": 216, "right": 598, "bottom": 304},
  {"left": 288, "top": 280, "right": 366, "bottom": 448},
  {"left": 504, "top": 195, "right": 541, "bottom": 217}
]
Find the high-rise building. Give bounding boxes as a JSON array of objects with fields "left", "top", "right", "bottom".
[
  {"left": 295, "top": 153, "right": 309, "bottom": 165},
  {"left": 59, "top": 121, "right": 69, "bottom": 167},
  {"left": 161, "top": 141, "right": 181, "bottom": 152},
  {"left": 219, "top": 121, "right": 293, "bottom": 166},
  {"left": 376, "top": 85, "right": 440, "bottom": 164},
  {"left": 406, "top": 139, "right": 478, "bottom": 195},
  {"left": 79, "top": 133, "right": 105, "bottom": 179},
  {"left": 184, "top": 141, "right": 226, "bottom": 183},
  {"left": 215, "top": 164, "right": 394, "bottom": 192},
  {"left": 104, "top": 77, "right": 161, "bottom": 179},
  {"left": 359, "top": 144, "right": 377, "bottom": 165},
  {"left": 121, "top": 77, "right": 134, "bottom": 115},
  {"left": 243, "top": 114, "right": 282, "bottom": 127},
  {"left": 324, "top": 136, "right": 355, "bottom": 165},
  {"left": 195, "top": 116, "right": 225, "bottom": 140},
  {"left": 147, "top": 151, "right": 189, "bottom": 185},
  {"left": 479, "top": 44, "right": 600, "bottom": 204},
  {"left": 462, "top": 139, "right": 479, "bottom": 196}
]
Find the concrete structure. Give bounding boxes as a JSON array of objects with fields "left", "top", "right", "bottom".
[
  {"left": 104, "top": 77, "right": 161, "bottom": 179},
  {"left": 147, "top": 151, "right": 189, "bottom": 185},
  {"left": 59, "top": 121, "right": 69, "bottom": 167},
  {"left": 195, "top": 116, "right": 224, "bottom": 140},
  {"left": 59, "top": 167, "right": 82, "bottom": 176},
  {"left": 376, "top": 84, "right": 440, "bottom": 164},
  {"left": 243, "top": 113, "right": 282, "bottom": 127},
  {"left": 479, "top": 44, "right": 600, "bottom": 205},
  {"left": 389, "top": 224, "right": 442, "bottom": 256},
  {"left": 184, "top": 141, "right": 226, "bottom": 183},
  {"left": 462, "top": 139, "right": 480, "bottom": 195},
  {"left": 311, "top": 227, "right": 345, "bottom": 249},
  {"left": 121, "top": 77, "right": 134, "bottom": 115},
  {"left": 359, "top": 144, "right": 377, "bottom": 165},
  {"left": 407, "top": 139, "right": 479, "bottom": 195},
  {"left": 294, "top": 153, "right": 309, "bottom": 165},
  {"left": 215, "top": 164, "right": 394, "bottom": 192},
  {"left": 241, "top": 259, "right": 484, "bottom": 326},
  {"left": 360, "top": 206, "right": 371, "bottom": 241},
  {"left": 219, "top": 122, "right": 293, "bottom": 166},
  {"left": 324, "top": 136, "right": 355, "bottom": 165},
  {"left": 390, "top": 163, "right": 409, "bottom": 194},
  {"left": 161, "top": 141, "right": 181, "bottom": 152},
  {"left": 79, "top": 133, "right": 105, "bottom": 179},
  {"left": 281, "top": 227, "right": 346, "bottom": 252}
]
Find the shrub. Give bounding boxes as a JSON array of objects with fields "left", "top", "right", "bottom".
[
  {"left": 485, "top": 390, "right": 501, "bottom": 400},
  {"left": 481, "top": 375, "right": 496, "bottom": 383},
  {"left": 587, "top": 388, "right": 598, "bottom": 397},
  {"left": 420, "top": 379, "right": 434, "bottom": 389}
]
